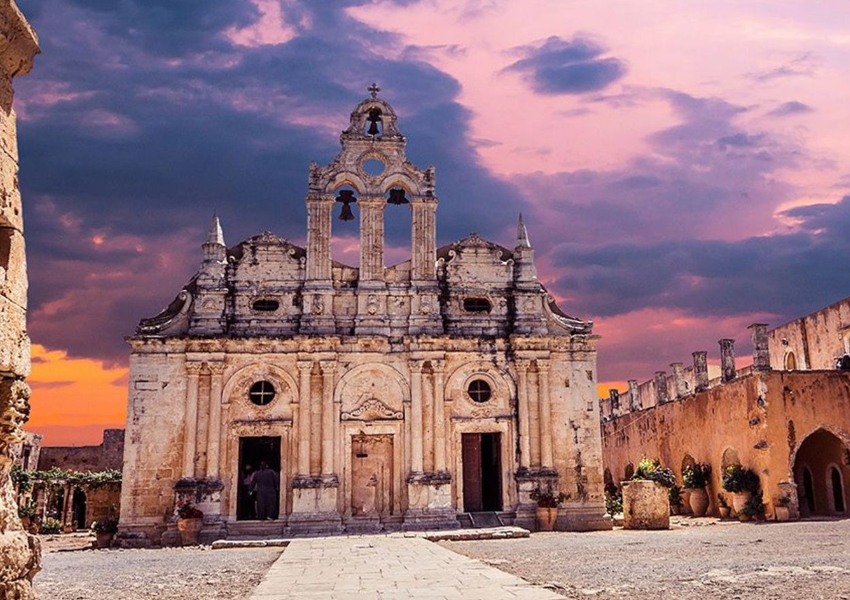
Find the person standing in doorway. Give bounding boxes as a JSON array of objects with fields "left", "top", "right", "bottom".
[{"left": 251, "top": 461, "right": 280, "bottom": 520}]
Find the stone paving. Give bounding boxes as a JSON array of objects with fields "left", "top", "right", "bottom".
[{"left": 248, "top": 535, "right": 562, "bottom": 600}]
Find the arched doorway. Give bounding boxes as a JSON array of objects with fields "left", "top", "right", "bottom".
[{"left": 793, "top": 429, "right": 850, "bottom": 516}]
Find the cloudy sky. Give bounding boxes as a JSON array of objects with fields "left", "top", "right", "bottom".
[{"left": 15, "top": 0, "right": 850, "bottom": 445}]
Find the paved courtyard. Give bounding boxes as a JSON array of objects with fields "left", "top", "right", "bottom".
[{"left": 34, "top": 519, "right": 850, "bottom": 600}]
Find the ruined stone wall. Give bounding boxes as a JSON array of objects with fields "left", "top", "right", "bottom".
[
  {"left": 768, "top": 297, "right": 850, "bottom": 371},
  {"left": 601, "top": 370, "right": 850, "bottom": 518},
  {"left": 0, "top": 2, "right": 39, "bottom": 596},
  {"left": 39, "top": 428, "right": 124, "bottom": 471}
]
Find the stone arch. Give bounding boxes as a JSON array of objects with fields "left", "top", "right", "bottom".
[
  {"left": 681, "top": 453, "right": 696, "bottom": 475},
  {"left": 792, "top": 427, "right": 850, "bottom": 516},
  {"left": 720, "top": 447, "right": 740, "bottom": 470},
  {"left": 445, "top": 361, "right": 515, "bottom": 416},
  {"left": 222, "top": 362, "right": 298, "bottom": 408},
  {"left": 785, "top": 350, "right": 797, "bottom": 371},
  {"left": 624, "top": 463, "right": 635, "bottom": 480},
  {"left": 381, "top": 173, "right": 422, "bottom": 197},
  {"left": 334, "top": 363, "right": 410, "bottom": 416},
  {"left": 325, "top": 172, "right": 368, "bottom": 195}
]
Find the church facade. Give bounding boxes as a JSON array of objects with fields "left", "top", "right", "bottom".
[{"left": 119, "top": 89, "right": 610, "bottom": 543}]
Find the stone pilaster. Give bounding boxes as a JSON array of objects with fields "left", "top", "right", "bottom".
[
  {"left": 410, "top": 200, "right": 436, "bottom": 282},
  {"left": 537, "top": 360, "right": 554, "bottom": 468},
  {"left": 305, "top": 195, "right": 333, "bottom": 282},
  {"left": 431, "top": 359, "right": 447, "bottom": 473},
  {"left": 409, "top": 360, "right": 424, "bottom": 474},
  {"left": 516, "top": 360, "right": 532, "bottom": 470},
  {"left": 358, "top": 197, "right": 385, "bottom": 283},
  {"left": 320, "top": 360, "right": 336, "bottom": 477},
  {"left": 182, "top": 362, "right": 202, "bottom": 478},
  {"left": 296, "top": 361, "right": 312, "bottom": 476},
  {"left": 205, "top": 362, "right": 225, "bottom": 478}
]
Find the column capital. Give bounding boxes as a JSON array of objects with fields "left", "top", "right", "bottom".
[
  {"left": 515, "top": 359, "right": 532, "bottom": 372},
  {"left": 207, "top": 362, "right": 227, "bottom": 375},
  {"left": 535, "top": 359, "right": 551, "bottom": 373},
  {"left": 430, "top": 359, "right": 445, "bottom": 373},
  {"left": 319, "top": 360, "right": 337, "bottom": 374},
  {"left": 186, "top": 361, "right": 203, "bottom": 376},
  {"left": 296, "top": 360, "right": 314, "bottom": 373},
  {"left": 409, "top": 359, "right": 426, "bottom": 373}
]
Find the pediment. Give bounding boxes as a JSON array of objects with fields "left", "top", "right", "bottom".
[{"left": 340, "top": 398, "right": 403, "bottom": 421}]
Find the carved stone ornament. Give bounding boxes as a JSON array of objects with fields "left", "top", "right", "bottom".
[
  {"left": 341, "top": 398, "right": 403, "bottom": 421},
  {"left": 311, "top": 295, "right": 324, "bottom": 315}
]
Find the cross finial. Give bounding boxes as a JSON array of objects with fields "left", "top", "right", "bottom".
[{"left": 368, "top": 82, "right": 380, "bottom": 98}]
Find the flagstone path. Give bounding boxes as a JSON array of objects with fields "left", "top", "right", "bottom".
[{"left": 247, "top": 535, "right": 562, "bottom": 600}]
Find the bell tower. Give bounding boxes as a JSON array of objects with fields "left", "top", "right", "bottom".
[{"left": 302, "top": 84, "right": 441, "bottom": 336}]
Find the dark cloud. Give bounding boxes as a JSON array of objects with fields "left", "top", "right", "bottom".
[
  {"left": 767, "top": 100, "right": 814, "bottom": 117},
  {"left": 504, "top": 36, "right": 626, "bottom": 94}
]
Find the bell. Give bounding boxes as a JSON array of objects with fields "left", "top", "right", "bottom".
[
  {"left": 387, "top": 188, "right": 409, "bottom": 205},
  {"left": 366, "top": 108, "right": 382, "bottom": 137},
  {"left": 336, "top": 189, "right": 357, "bottom": 221}
]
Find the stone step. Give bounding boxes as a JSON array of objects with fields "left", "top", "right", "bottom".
[
  {"left": 469, "top": 511, "right": 504, "bottom": 528},
  {"left": 226, "top": 520, "right": 286, "bottom": 539}
]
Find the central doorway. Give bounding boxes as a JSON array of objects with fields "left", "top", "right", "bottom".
[
  {"left": 237, "top": 436, "right": 281, "bottom": 521},
  {"left": 462, "top": 432, "right": 502, "bottom": 512}
]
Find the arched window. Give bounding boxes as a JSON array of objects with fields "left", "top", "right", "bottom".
[
  {"left": 331, "top": 184, "right": 360, "bottom": 265},
  {"left": 785, "top": 351, "right": 797, "bottom": 371}
]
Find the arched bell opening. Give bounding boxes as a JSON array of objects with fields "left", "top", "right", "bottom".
[
  {"left": 793, "top": 428, "right": 850, "bottom": 517},
  {"left": 331, "top": 184, "right": 360, "bottom": 266},
  {"left": 383, "top": 186, "right": 411, "bottom": 267},
  {"left": 365, "top": 107, "right": 383, "bottom": 138}
]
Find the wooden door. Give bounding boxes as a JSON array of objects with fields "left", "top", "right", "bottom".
[{"left": 462, "top": 433, "right": 483, "bottom": 512}]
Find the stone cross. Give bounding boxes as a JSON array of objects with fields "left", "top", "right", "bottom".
[{"left": 368, "top": 82, "right": 380, "bottom": 98}]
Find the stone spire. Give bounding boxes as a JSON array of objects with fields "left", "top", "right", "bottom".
[
  {"left": 206, "top": 211, "right": 225, "bottom": 247},
  {"left": 517, "top": 213, "right": 531, "bottom": 248},
  {"left": 202, "top": 211, "right": 227, "bottom": 268}
]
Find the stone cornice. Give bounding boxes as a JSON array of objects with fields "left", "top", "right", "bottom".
[{"left": 0, "top": 2, "right": 39, "bottom": 80}]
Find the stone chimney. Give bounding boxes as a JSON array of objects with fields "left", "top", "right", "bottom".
[
  {"left": 599, "top": 397, "right": 611, "bottom": 421},
  {"left": 670, "top": 362, "right": 687, "bottom": 398},
  {"left": 654, "top": 371, "right": 668, "bottom": 405},
  {"left": 719, "top": 339, "right": 736, "bottom": 382},
  {"left": 609, "top": 389, "right": 621, "bottom": 417},
  {"left": 692, "top": 351, "right": 709, "bottom": 391},
  {"left": 628, "top": 379, "right": 640, "bottom": 411},
  {"left": 749, "top": 323, "right": 770, "bottom": 371}
]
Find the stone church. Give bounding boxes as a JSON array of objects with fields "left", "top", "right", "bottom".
[{"left": 119, "top": 87, "right": 609, "bottom": 543}]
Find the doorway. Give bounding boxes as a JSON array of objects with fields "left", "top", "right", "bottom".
[
  {"left": 72, "top": 488, "right": 87, "bottom": 529},
  {"left": 237, "top": 436, "right": 281, "bottom": 521},
  {"left": 350, "top": 434, "right": 394, "bottom": 518},
  {"left": 462, "top": 432, "right": 503, "bottom": 512}
]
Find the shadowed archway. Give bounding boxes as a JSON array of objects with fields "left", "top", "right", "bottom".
[{"left": 793, "top": 429, "right": 850, "bottom": 517}]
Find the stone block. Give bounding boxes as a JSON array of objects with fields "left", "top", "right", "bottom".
[
  {"left": 0, "top": 297, "right": 28, "bottom": 377},
  {"left": 622, "top": 480, "right": 670, "bottom": 530},
  {"left": 0, "top": 153, "right": 21, "bottom": 232}
]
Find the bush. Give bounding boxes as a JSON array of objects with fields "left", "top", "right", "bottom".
[
  {"left": 740, "top": 491, "right": 765, "bottom": 518},
  {"left": 668, "top": 485, "right": 683, "bottom": 507},
  {"left": 530, "top": 486, "right": 569, "bottom": 508},
  {"left": 682, "top": 463, "right": 712, "bottom": 489},
  {"left": 176, "top": 501, "right": 204, "bottom": 520},
  {"left": 721, "top": 465, "right": 760, "bottom": 494},
  {"left": 92, "top": 518, "right": 119, "bottom": 534},
  {"left": 40, "top": 518, "right": 63, "bottom": 534},
  {"left": 17, "top": 500, "right": 37, "bottom": 519},
  {"left": 717, "top": 493, "right": 729, "bottom": 509},
  {"left": 632, "top": 458, "right": 676, "bottom": 488},
  {"left": 604, "top": 490, "right": 623, "bottom": 516}
]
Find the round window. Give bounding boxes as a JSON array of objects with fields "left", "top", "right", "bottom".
[
  {"left": 467, "top": 379, "right": 492, "bottom": 403},
  {"left": 248, "top": 381, "right": 276, "bottom": 406}
]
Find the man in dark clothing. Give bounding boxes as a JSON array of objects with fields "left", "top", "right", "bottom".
[{"left": 251, "top": 461, "right": 280, "bottom": 520}]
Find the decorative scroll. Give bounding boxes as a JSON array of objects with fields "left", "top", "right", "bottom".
[{"left": 341, "top": 398, "right": 403, "bottom": 421}]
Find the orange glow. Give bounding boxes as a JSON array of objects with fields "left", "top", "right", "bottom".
[
  {"left": 598, "top": 381, "right": 628, "bottom": 399},
  {"left": 26, "top": 344, "right": 127, "bottom": 447}
]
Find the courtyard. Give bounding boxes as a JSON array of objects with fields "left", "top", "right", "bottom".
[{"left": 34, "top": 519, "right": 850, "bottom": 600}]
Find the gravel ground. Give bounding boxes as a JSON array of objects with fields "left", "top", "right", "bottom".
[
  {"left": 34, "top": 544, "right": 283, "bottom": 600},
  {"left": 440, "top": 518, "right": 850, "bottom": 600}
]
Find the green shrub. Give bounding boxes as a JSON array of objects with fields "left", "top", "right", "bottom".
[
  {"left": 604, "top": 490, "right": 623, "bottom": 516},
  {"left": 668, "top": 485, "right": 683, "bottom": 507},
  {"left": 740, "top": 491, "right": 765, "bottom": 518},
  {"left": 682, "top": 463, "right": 712, "bottom": 489},
  {"left": 40, "top": 518, "right": 62, "bottom": 534},
  {"left": 717, "top": 493, "right": 729, "bottom": 509},
  {"left": 92, "top": 519, "right": 119, "bottom": 534},
  {"left": 632, "top": 458, "right": 676, "bottom": 488},
  {"left": 721, "top": 465, "right": 759, "bottom": 493}
]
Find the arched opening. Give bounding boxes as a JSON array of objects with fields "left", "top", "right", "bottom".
[
  {"left": 793, "top": 429, "right": 850, "bottom": 516},
  {"left": 383, "top": 187, "right": 411, "bottom": 266},
  {"left": 624, "top": 463, "right": 635, "bottom": 480},
  {"left": 721, "top": 447, "right": 740, "bottom": 470},
  {"left": 72, "top": 488, "right": 87, "bottom": 530},
  {"left": 331, "top": 184, "right": 360, "bottom": 265},
  {"left": 785, "top": 351, "right": 797, "bottom": 371}
]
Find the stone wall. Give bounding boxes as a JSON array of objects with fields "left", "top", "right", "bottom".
[
  {"left": 768, "top": 296, "right": 850, "bottom": 371},
  {"left": 0, "top": 2, "right": 39, "bottom": 597},
  {"left": 602, "top": 369, "right": 850, "bottom": 519},
  {"left": 39, "top": 428, "right": 124, "bottom": 471}
]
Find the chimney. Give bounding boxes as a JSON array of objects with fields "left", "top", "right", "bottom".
[
  {"left": 609, "top": 389, "right": 621, "bottom": 416},
  {"left": 719, "top": 339, "right": 736, "bottom": 382},
  {"left": 654, "top": 371, "right": 668, "bottom": 405},
  {"left": 599, "top": 397, "right": 611, "bottom": 421},
  {"left": 628, "top": 379, "right": 640, "bottom": 411},
  {"left": 749, "top": 323, "right": 770, "bottom": 371},
  {"left": 670, "top": 362, "right": 687, "bottom": 398},
  {"left": 693, "top": 351, "right": 709, "bottom": 391}
]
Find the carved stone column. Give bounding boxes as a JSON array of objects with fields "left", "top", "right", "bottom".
[
  {"left": 182, "top": 362, "right": 202, "bottom": 478},
  {"left": 305, "top": 195, "right": 333, "bottom": 282},
  {"left": 431, "top": 360, "right": 447, "bottom": 473},
  {"left": 206, "top": 363, "right": 225, "bottom": 478},
  {"left": 409, "top": 360, "right": 424, "bottom": 474},
  {"left": 537, "top": 360, "right": 554, "bottom": 469},
  {"left": 516, "top": 360, "right": 532, "bottom": 470},
  {"left": 320, "top": 361, "right": 336, "bottom": 477},
  {"left": 410, "top": 200, "right": 436, "bottom": 282},
  {"left": 297, "top": 361, "right": 313, "bottom": 476},
  {"left": 359, "top": 197, "right": 385, "bottom": 283}
]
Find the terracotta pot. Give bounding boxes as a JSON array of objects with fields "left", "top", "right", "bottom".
[
  {"left": 670, "top": 504, "right": 681, "bottom": 516},
  {"left": 774, "top": 506, "right": 790, "bottom": 522},
  {"left": 718, "top": 507, "right": 731, "bottom": 519},
  {"left": 177, "top": 517, "right": 203, "bottom": 546},
  {"left": 536, "top": 506, "right": 558, "bottom": 532},
  {"left": 95, "top": 532, "right": 115, "bottom": 549},
  {"left": 680, "top": 489, "right": 692, "bottom": 515},
  {"left": 62, "top": 524, "right": 75, "bottom": 534},
  {"left": 688, "top": 488, "right": 709, "bottom": 517},
  {"left": 731, "top": 491, "right": 752, "bottom": 515}
]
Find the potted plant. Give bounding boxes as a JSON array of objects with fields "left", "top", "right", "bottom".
[
  {"left": 717, "top": 494, "right": 731, "bottom": 519},
  {"left": 530, "top": 486, "right": 568, "bottom": 531},
  {"left": 774, "top": 494, "right": 792, "bottom": 522},
  {"left": 669, "top": 485, "right": 684, "bottom": 515},
  {"left": 176, "top": 501, "right": 204, "bottom": 546},
  {"left": 623, "top": 458, "right": 675, "bottom": 530},
  {"left": 721, "top": 465, "right": 759, "bottom": 515},
  {"left": 92, "top": 518, "right": 118, "bottom": 549},
  {"left": 739, "top": 491, "right": 764, "bottom": 522},
  {"left": 683, "top": 463, "right": 712, "bottom": 517},
  {"left": 17, "top": 501, "right": 37, "bottom": 531}
]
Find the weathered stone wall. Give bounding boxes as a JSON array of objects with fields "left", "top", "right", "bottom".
[
  {"left": 0, "top": 1, "right": 39, "bottom": 597},
  {"left": 768, "top": 296, "right": 850, "bottom": 371},
  {"left": 39, "top": 428, "right": 124, "bottom": 471},
  {"left": 602, "top": 370, "right": 850, "bottom": 518}
]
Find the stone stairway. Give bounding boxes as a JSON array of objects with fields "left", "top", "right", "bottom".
[{"left": 226, "top": 520, "right": 286, "bottom": 539}]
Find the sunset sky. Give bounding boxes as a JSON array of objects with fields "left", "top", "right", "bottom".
[{"left": 14, "top": 0, "right": 850, "bottom": 446}]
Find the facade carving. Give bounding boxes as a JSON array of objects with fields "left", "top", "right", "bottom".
[
  {"left": 0, "top": 1, "right": 39, "bottom": 596},
  {"left": 120, "top": 88, "right": 609, "bottom": 543}
]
